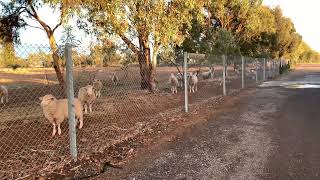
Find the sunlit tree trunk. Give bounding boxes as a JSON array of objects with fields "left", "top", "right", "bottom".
[{"left": 48, "top": 33, "right": 65, "bottom": 89}]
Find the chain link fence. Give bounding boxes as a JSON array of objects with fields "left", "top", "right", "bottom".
[{"left": 0, "top": 44, "right": 283, "bottom": 178}]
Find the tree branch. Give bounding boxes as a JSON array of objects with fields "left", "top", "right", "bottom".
[
  {"left": 52, "top": 3, "right": 64, "bottom": 33},
  {"left": 119, "top": 34, "right": 140, "bottom": 54},
  {"left": 26, "top": 1, "right": 52, "bottom": 34},
  {"left": 26, "top": 23, "right": 44, "bottom": 31}
]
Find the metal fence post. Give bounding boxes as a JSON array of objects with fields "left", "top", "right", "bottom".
[
  {"left": 255, "top": 59, "right": 258, "bottom": 83},
  {"left": 184, "top": 52, "right": 188, "bottom": 113},
  {"left": 241, "top": 56, "right": 244, "bottom": 89},
  {"left": 263, "top": 58, "right": 266, "bottom": 81},
  {"left": 65, "top": 43, "right": 77, "bottom": 161},
  {"left": 222, "top": 55, "right": 226, "bottom": 96}
]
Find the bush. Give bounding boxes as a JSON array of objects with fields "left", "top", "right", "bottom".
[{"left": 8, "top": 64, "right": 21, "bottom": 70}]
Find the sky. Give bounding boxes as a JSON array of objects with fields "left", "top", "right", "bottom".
[{"left": 14, "top": 0, "right": 320, "bottom": 52}]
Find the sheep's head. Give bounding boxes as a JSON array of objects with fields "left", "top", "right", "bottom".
[
  {"left": 93, "top": 79, "right": 101, "bottom": 83},
  {"left": 85, "top": 85, "right": 95, "bottom": 96},
  {"left": 39, "top": 94, "right": 56, "bottom": 107}
]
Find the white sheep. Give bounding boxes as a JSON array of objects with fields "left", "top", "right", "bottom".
[
  {"left": 92, "top": 79, "right": 103, "bottom": 98},
  {"left": 201, "top": 66, "right": 214, "bottom": 80},
  {"left": 39, "top": 94, "right": 84, "bottom": 137},
  {"left": 169, "top": 73, "right": 179, "bottom": 94},
  {"left": 0, "top": 85, "right": 8, "bottom": 104},
  {"left": 78, "top": 85, "right": 96, "bottom": 114},
  {"left": 188, "top": 72, "right": 198, "bottom": 93},
  {"left": 112, "top": 72, "right": 119, "bottom": 86}
]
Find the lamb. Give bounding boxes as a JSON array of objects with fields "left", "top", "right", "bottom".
[
  {"left": 169, "top": 73, "right": 179, "bottom": 94},
  {"left": 92, "top": 79, "right": 103, "bottom": 98},
  {"left": 188, "top": 72, "right": 198, "bottom": 93},
  {"left": 201, "top": 66, "right": 214, "bottom": 80},
  {"left": 39, "top": 94, "right": 83, "bottom": 137},
  {"left": 78, "top": 85, "right": 96, "bottom": 114},
  {"left": 0, "top": 85, "right": 8, "bottom": 104},
  {"left": 112, "top": 72, "right": 119, "bottom": 86}
]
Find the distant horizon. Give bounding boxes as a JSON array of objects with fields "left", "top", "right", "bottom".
[{"left": 10, "top": 0, "right": 319, "bottom": 53}]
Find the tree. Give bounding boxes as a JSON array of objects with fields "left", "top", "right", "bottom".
[
  {"left": 60, "top": 25, "right": 81, "bottom": 46},
  {"left": 27, "top": 51, "right": 52, "bottom": 67},
  {"left": 74, "top": 0, "right": 206, "bottom": 92},
  {"left": 15, "top": 0, "right": 66, "bottom": 88},
  {"left": 0, "top": 1, "right": 26, "bottom": 67},
  {"left": 271, "top": 7, "right": 302, "bottom": 59}
]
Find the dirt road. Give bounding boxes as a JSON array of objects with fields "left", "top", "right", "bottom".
[{"left": 94, "top": 64, "right": 320, "bottom": 180}]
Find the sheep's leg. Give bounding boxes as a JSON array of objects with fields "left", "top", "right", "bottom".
[
  {"left": 52, "top": 123, "right": 57, "bottom": 137},
  {"left": 195, "top": 84, "right": 198, "bottom": 92},
  {"left": 89, "top": 104, "right": 93, "bottom": 113},
  {"left": 57, "top": 123, "right": 62, "bottom": 135},
  {"left": 0, "top": 97, "right": 3, "bottom": 104},
  {"left": 78, "top": 116, "right": 83, "bottom": 129},
  {"left": 84, "top": 104, "right": 88, "bottom": 114},
  {"left": 5, "top": 96, "right": 8, "bottom": 103}
]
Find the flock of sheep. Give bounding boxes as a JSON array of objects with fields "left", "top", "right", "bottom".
[
  {"left": 169, "top": 66, "right": 215, "bottom": 94},
  {"left": 0, "top": 64, "right": 258, "bottom": 137}
]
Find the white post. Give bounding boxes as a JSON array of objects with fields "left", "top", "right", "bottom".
[
  {"left": 184, "top": 52, "right": 188, "bottom": 113},
  {"left": 263, "top": 58, "right": 266, "bottom": 81},
  {"left": 223, "top": 55, "right": 226, "bottom": 96},
  {"left": 255, "top": 59, "right": 258, "bottom": 83},
  {"left": 241, "top": 56, "right": 244, "bottom": 89},
  {"left": 65, "top": 43, "right": 77, "bottom": 161}
]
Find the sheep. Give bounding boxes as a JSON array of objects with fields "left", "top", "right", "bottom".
[
  {"left": 39, "top": 94, "right": 83, "bottom": 137},
  {"left": 78, "top": 85, "right": 96, "bottom": 114},
  {"left": 201, "top": 66, "right": 214, "bottom": 80},
  {"left": 92, "top": 79, "right": 103, "bottom": 98},
  {"left": 188, "top": 72, "right": 198, "bottom": 93},
  {"left": 169, "top": 73, "right": 179, "bottom": 94},
  {"left": 0, "top": 85, "right": 8, "bottom": 104},
  {"left": 112, "top": 72, "right": 119, "bottom": 86}
]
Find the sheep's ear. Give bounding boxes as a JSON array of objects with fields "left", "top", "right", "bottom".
[{"left": 39, "top": 97, "right": 43, "bottom": 101}]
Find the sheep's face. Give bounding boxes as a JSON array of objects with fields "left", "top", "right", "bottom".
[
  {"left": 93, "top": 79, "right": 101, "bottom": 83},
  {"left": 85, "top": 85, "right": 95, "bottom": 96},
  {"left": 39, "top": 94, "right": 56, "bottom": 107}
]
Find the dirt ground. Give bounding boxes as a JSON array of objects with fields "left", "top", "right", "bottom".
[
  {"left": 0, "top": 65, "right": 260, "bottom": 179},
  {"left": 90, "top": 64, "right": 320, "bottom": 180}
]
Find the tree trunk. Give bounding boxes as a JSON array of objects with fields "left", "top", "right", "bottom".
[
  {"left": 48, "top": 34, "right": 65, "bottom": 89},
  {"left": 137, "top": 48, "right": 156, "bottom": 92}
]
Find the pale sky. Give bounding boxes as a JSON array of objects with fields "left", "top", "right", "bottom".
[{"left": 16, "top": 0, "right": 320, "bottom": 52}]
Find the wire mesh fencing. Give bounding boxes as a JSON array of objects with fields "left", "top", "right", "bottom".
[{"left": 0, "top": 44, "right": 283, "bottom": 178}]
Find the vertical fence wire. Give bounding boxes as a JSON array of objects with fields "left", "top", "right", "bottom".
[{"left": 222, "top": 55, "right": 226, "bottom": 96}]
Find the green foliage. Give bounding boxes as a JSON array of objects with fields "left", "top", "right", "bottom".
[
  {"left": 27, "top": 51, "right": 52, "bottom": 67},
  {"left": 213, "top": 28, "right": 240, "bottom": 55},
  {"left": 60, "top": 25, "right": 81, "bottom": 46},
  {"left": 89, "top": 40, "right": 123, "bottom": 66},
  {"left": 177, "top": 2, "right": 318, "bottom": 64},
  {"left": 73, "top": 0, "right": 207, "bottom": 64},
  {"left": 0, "top": 1, "right": 26, "bottom": 44}
]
